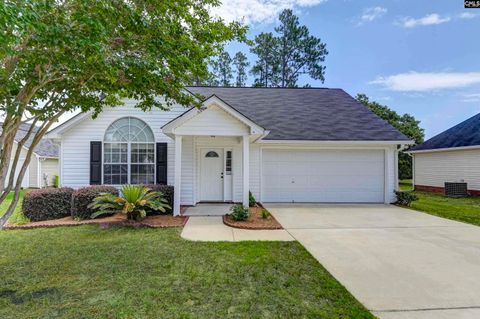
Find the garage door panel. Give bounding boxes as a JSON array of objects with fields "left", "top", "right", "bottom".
[{"left": 262, "top": 149, "right": 385, "bottom": 203}]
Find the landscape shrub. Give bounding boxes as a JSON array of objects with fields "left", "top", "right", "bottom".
[
  {"left": 249, "top": 191, "right": 256, "bottom": 207},
  {"left": 395, "top": 191, "right": 419, "bottom": 207},
  {"left": 143, "top": 184, "right": 174, "bottom": 215},
  {"left": 230, "top": 204, "right": 250, "bottom": 221},
  {"left": 261, "top": 208, "right": 271, "bottom": 219},
  {"left": 71, "top": 186, "right": 118, "bottom": 220},
  {"left": 89, "top": 185, "right": 170, "bottom": 221},
  {"left": 22, "top": 188, "right": 74, "bottom": 222}
]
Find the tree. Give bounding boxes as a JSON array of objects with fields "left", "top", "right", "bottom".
[
  {"left": 211, "top": 50, "right": 233, "bottom": 86},
  {"left": 250, "top": 9, "right": 328, "bottom": 87},
  {"left": 0, "top": 0, "right": 245, "bottom": 228},
  {"left": 356, "top": 94, "right": 425, "bottom": 180},
  {"left": 275, "top": 9, "right": 328, "bottom": 87},
  {"left": 250, "top": 32, "right": 278, "bottom": 87},
  {"left": 232, "top": 52, "right": 249, "bottom": 87}
]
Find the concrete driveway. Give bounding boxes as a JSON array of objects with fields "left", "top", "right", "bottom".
[{"left": 265, "top": 204, "right": 480, "bottom": 319}]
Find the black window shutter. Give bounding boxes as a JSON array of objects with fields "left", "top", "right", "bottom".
[
  {"left": 156, "top": 143, "right": 168, "bottom": 184},
  {"left": 90, "top": 141, "right": 102, "bottom": 185}
]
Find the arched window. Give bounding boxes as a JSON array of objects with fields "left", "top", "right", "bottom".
[
  {"left": 103, "top": 117, "right": 155, "bottom": 185},
  {"left": 205, "top": 151, "right": 219, "bottom": 158}
]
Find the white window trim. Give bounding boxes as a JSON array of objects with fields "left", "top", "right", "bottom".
[{"left": 102, "top": 117, "right": 156, "bottom": 186}]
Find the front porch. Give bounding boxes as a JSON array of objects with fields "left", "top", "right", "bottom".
[
  {"left": 171, "top": 135, "right": 251, "bottom": 216},
  {"left": 162, "top": 95, "right": 266, "bottom": 216}
]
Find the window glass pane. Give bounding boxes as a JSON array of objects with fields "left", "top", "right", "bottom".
[
  {"left": 131, "top": 164, "right": 154, "bottom": 185},
  {"left": 104, "top": 118, "right": 155, "bottom": 183},
  {"left": 131, "top": 143, "right": 154, "bottom": 163},
  {"left": 205, "top": 151, "right": 219, "bottom": 158},
  {"left": 226, "top": 151, "right": 232, "bottom": 175},
  {"left": 104, "top": 117, "right": 154, "bottom": 142},
  {"left": 103, "top": 164, "right": 127, "bottom": 185}
]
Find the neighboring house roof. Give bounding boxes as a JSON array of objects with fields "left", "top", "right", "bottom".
[
  {"left": 2, "top": 123, "right": 59, "bottom": 157},
  {"left": 186, "top": 87, "right": 410, "bottom": 141},
  {"left": 410, "top": 113, "right": 480, "bottom": 152}
]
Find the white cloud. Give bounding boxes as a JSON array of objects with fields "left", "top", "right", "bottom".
[
  {"left": 462, "top": 93, "right": 480, "bottom": 103},
  {"left": 210, "top": 0, "right": 326, "bottom": 24},
  {"left": 459, "top": 12, "right": 477, "bottom": 19},
  {"left": 370, "top": 72, "right": 480, "bottom": 92},
  {"left": 399, "top": 13, "right": 451, "bottom": 28},
  {"left": 360, "top": 7, "right": 387, "bottom": 23}
]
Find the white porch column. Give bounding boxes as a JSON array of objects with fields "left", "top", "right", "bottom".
[
  {"left": 173, "top": 135, "right": 182, "bottom": 216},
  {"left": 242, "top": 135, "right": 249, "bottom": 208}
]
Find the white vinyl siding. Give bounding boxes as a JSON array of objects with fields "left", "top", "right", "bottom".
[
  {"left": 60, "top": 101, "right": 188, "bottom": 189},
  {"left": 249, "top": 144, "right": 261, "bottom": 200},
  {"left": 181, "top": 137, "right": 194, "bottom": 204},
  {"left": 414, "top": 149, "right": 480, "bottom": 191},
  {"left": 5, "top": 142, "right": 32, "bottom": 188},
  {"left": 174, "top": 104, "right": 248, "bottom": 136},
  {"left": 261, "top": 148, "right": 388, "bottom": 203}
]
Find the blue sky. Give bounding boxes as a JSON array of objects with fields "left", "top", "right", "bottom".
[{"left": 216, "top": 0, "right": 480, "bottom": 139}]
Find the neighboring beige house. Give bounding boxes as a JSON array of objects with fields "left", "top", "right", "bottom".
[
  {"left": 409, "top": 113, "right": 480, "bottom": 196},
  {"left": 5, "top": 123, "right": 59, "bottom": 188}
]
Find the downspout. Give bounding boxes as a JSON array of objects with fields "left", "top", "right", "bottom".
[
  {"left": 407, "top": 152, "right": 415, "bottom": 191},
  {"left": 396, "top": 144, "right": 409, "bottom": 191}
]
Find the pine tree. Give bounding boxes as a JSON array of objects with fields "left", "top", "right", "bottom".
[
  {"left": 250, "top": 33, "right": 278, "bottom": 87},
  {"left": 211, "top": 51, "right": 233, "bottom": 86},
  {"left": 250, "top": 9, "right": 328, "bottom": 87},
  {"left": 233, "top": 52, "right": 249, "bottom": 87}
]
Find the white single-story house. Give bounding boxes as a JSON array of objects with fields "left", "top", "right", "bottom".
[
  {"left": 47, "top": 87, "right": 412, "bottom": 215},
  {"left": 4, "top": 123, "right": 59, "bottom": 188},
  {"left": 408, "top": 112, "right": 480, "bottom": 196}
]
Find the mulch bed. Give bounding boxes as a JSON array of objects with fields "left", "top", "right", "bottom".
[
  {"left": 223, "top": 206, "right": 283, "bottom": 230},
  {"left": 5, "top": 213, "right": 188, "bottom": 230}
]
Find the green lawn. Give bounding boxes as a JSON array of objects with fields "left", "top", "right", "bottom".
[
  {"left": 399, "top": 180, "right": 480, "bottom": 226},
  {"left": 0, "top": 190, "right": 29, "bottom": 225},
  {"left": 0, "top": 226, "right": 373, "bottom": 319}
]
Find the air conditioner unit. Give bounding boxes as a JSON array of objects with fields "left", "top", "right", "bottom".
[{"left": 444, "top": 182, "right": 468, "bottom": 198}]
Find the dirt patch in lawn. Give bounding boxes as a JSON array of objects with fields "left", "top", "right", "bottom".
[
  {"left": 5, "top": 213, "right": 187, "bottom": 230},
  {"left": 224, "top": 206, "right": 282, "bottom": 230}
]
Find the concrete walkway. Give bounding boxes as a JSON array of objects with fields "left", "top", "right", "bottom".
[
  {"left": 181, "top": 216, "right": 294, "bottom": 242},
  {"left": 265, "top": 204, "right": 480, "bottom": 319},
  {"left": 183, "top": 204, "right": 233, "bottom": 216}
]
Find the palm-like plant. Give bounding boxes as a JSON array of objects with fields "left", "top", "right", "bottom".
[{"left": 88, "top": 185, "right": 171, "bottom": 221}]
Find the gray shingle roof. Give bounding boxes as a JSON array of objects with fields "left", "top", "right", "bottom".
[
  {"left": 2, "top": 123, "right": 59, "bottom": 157},
  {"left": 186, "top": 87, "right": 409, "bottom": 141},
  {"left": 411, "top": 113, "right": 480, "bottom": 152}
]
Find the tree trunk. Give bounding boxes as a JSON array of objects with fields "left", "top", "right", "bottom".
[
  {"left": 0, "top": 112, "right": 64, "bottom": 229},
  {"left": 0, "top": 119, "right": 38, "bottom": 203}
]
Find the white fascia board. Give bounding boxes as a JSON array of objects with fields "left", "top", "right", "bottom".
[
  {"left": 162, "top": 95, "right": 265, "bottom": 136},
  {"left": 202, "top": 96, "right": 265, "bottom": 135},
  {"left": 161, "top": 107, "right": 199, "bottom": 134},
  {"left": 407, "top": 145, "right": 480, "bottom": 154},
  {"left": 259, "top": 140, "right": 414, "bottom": 146},
  {"left": 46, "top": 111, "right": 93, "bottom": 139}
]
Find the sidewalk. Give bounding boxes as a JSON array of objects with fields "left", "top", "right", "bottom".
[{"left": 181, "top": 216, "right": 294, "bottom": 242}]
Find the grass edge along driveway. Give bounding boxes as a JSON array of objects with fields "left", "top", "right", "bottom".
[
  {"left": 0, "top": 226, "right": 374, "bottom": 318},
  {"left": 399, "top": 180, "right": 480, "bottom": 227}
]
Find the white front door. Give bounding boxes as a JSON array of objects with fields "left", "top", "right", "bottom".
[{"left": 200, "top": 148, "right": 224, "bottom": 201}]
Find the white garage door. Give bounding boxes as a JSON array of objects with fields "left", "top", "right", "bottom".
[{"left": 262, "top": 149, "right": 385, "bottom": 203}]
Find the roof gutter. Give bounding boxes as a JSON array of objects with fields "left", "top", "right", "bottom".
[
  {"left": 407, "top": 144, "right": 480, "bottom": 154},
  {"left": 258, "top": 140, "right": 415, "bottom": 145}
]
